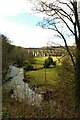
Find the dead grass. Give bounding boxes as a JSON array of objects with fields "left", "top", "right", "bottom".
[
  {"left": 2, "top": 56, "right": 80, "bottom": 119},
  {"left": 2, "top": 85, "right": 80, "bottom": 119}
]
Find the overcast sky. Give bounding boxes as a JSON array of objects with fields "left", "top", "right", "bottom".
[{"left": 0, "top": 0, "right": 79, "bottom": 48}]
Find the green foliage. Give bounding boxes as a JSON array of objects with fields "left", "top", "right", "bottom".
[
  {"left": 24, "top": 64, "right": 34, "bottom": 71},
  {"left": 13, "top": 47, "right": 34, "bottom": 67},
  {"left": 2, "top": 35, "right": 14, "bottom": 81},
  {"left": 2, "top": 112, "right": 9, "bottom": 120},
  {"left": 58, "top": 55, "right": 75, "bottom": 88},
  {"left": 2, "top": 34, "right": 34, "bottom": 83},
  {"left": 43, "top": 56, "right": 56, "bottom": 68},
  {"left": 27, "top": 52, "right": 34, "bottom": 64},
  {"left": 13, "top": 46, "right": 27, "bottom": 67}
]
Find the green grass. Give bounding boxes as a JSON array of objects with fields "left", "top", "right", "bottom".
[
  {"left": 33, "top": 56, "right": 45, "bottom": 68},
  {"left": 26, "top": 56, "right": 61, "bottom": 89},
  {"left": 26, "top": 68, "right": 59, "bottom": 86},
  {"left": 33, "top": 56, "right": 61, "bottom": 68}
]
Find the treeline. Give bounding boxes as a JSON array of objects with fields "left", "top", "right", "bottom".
[
  {"left": 1, "top": 34, "right": 34, "bottom": 83},
  {"left": 1, "top": 34, "right": 76, "bottom": 83}
]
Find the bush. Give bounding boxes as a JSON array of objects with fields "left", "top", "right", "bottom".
[
  {"left": 52, "top": 61, "right": 56, "bottom": 67},
  {"left": 43, "top": 59, "right": 50, "bottom": 68},
  {"left": 43, "top": 56, "right": 56, "bottom": 68},
  {"left": 2, "top": 112, "right": 9, "bottom": 120},
  {"left": 24, "top": 64, "right": 34, "bottom": 71}
]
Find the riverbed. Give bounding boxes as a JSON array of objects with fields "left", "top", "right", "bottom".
[{"left": 3, "top": 65, "right": 42, "bottom": 106}]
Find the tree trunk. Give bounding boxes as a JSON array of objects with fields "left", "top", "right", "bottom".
[
  {"left": 73, "top": 1, "right": 80, "bottom": 110},
  {"left": 75, "top": 46, "right": 80, "bottom": 109}
]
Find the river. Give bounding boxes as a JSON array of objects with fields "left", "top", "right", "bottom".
[{"left": 4, "top": 65, "right": 42, "bottom": 107}]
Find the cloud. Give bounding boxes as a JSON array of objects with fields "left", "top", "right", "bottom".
[
  {"left": 0, "top": 0, "right": 33, "bottom": 16},
  {"left": 12, "top": 27, "right": 55, "bottom": 48},
  {"left": 0, "top": 18, "right": 55, "bottom": 47},
  {"left": 0, "top": 0, "right": 80, "bottom": 17},
  {"left": 0, "top": 0, "right": 76, "bottom": 48},
  {"left": 0, "top": 16, "right": 75, "bottom": 48},
  {"left": 0, "top": 0, "right": 56, "bottom": 48}
]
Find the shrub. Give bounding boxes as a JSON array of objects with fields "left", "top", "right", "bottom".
[
  {"left": 43, "top": 59, "right": 50, "bottom": 68},
  {"left": 52, "top": 61, "right": 56, "bottom": 67},
  {"left": 43, "top": 56, "right": 56, "bottom": 68},
  {"left": 24, "top": 64, "right": 34, "bottom": 71}
]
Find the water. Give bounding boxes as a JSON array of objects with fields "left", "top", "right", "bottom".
[{"left": 5, "top": 65, "right": 42, "bottom": 106}]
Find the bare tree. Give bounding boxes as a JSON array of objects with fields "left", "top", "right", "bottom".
[{"left": 29, "top": 0, "right": 80, "bottom": 108}]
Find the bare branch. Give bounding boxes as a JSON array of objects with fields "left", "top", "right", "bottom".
[
  {"left": 53, "top": 23, "right": 75, "bottom": 67},
  {"left": 33, "top": 0, "right": 77, "bottom": 67},
  {"left": 57, "top": 11, "right": 75, "bottom": 35},
  {"left": 57, "top": 0, "right": 74, "bottom": 12}
]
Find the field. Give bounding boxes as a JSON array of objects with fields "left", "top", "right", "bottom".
[
  {"left": 25, "top": 56, "right": 61, "bottom": 90},
  {"left": 33, "top": 56, "right": 61, "bottom": 68}
]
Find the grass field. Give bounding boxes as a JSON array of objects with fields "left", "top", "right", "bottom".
[
  {"left": 33, "top": 56, "right": 61, "bottom": 68},
  {"left": 25, "top": 56, "right": 61, "bottom": 90}
]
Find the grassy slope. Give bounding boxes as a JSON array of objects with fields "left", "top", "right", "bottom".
[{"left": 26, "top": 56, "right": 61, "bottom": 89}]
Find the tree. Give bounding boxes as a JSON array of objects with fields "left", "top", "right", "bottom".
[
  {"left": 13, "top": 46, "right": 27, "bottom": 67},
  {"left": 13, "top": 47, "right": 34, "bottom": 67},
  {"left": 43, "top": 56, "right": 56, "bottom": 68},
  {"left": 29, "top": 0, "right": 80, "bottom": 108},
  {"left": 2, "top": 34, "right": 34, "bottom": 83},
  {"left": 2, "top": 34, "right": 14, "bottom": 82}
]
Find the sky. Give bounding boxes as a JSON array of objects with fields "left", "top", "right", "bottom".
[{"left": 0, "top": 0, "right": 79, "bottom": 48}]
